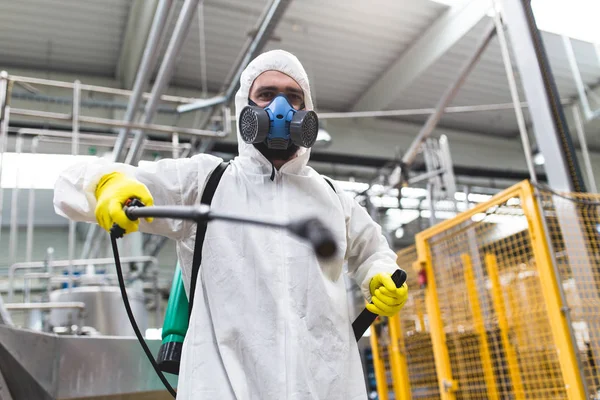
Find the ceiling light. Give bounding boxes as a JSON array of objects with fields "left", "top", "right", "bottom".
[
  {"left": 533, "top": 152, "right": 545, "bottom": 165},
  {"left": 313, "top": 128, "right": 332, "bottom": 149},
  {"left": 394, "top": 227, "right": 405, "bottom": 239}
]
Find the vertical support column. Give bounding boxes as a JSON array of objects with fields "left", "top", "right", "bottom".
[
  {"left": 501, "top": 3, "right": 599, "bottom": 394},
  {"left": 416, "top": 238, "right": 456, "bottom": 399},
  {"left": 25, "top": 138, "right": 39, "bottom": 263},
  {"left": 0, "top": 110, "right": 9, "bottom": 244},
  {"left": 388, "top": 315, "right": 411, "bottom": 400},
  {"left": 521, "top": 182, "right": 587, "bottom": 400},
  {"left": 501, "top": 0, "right": 585, "bottom": 192},
  {"left": 369, "top": 325, "right": 389, "bottom": 400},
  {"left": 462, "top": 253, "right": 499, "bottom": 400},
  {"left": 485, "top": 253, "right": 525, "bottom": 400},
  {"left": 8, "top": 135, "right": 22, "bottom": 263}
]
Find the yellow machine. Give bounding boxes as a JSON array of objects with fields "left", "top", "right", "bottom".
[{"left": 371, "top": 180, "right": 600, "bottom": 400}]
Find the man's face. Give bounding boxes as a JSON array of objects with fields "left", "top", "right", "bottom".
[
  {"left": 248, "top": 70, "right": 306, "bottom": 163},
  {"left": 249, "top": 70, "right": 305, "bottom": 110}
]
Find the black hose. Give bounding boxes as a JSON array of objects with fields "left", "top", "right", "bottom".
[{"left": 110, "top": 232, "right": 178, "bottom": 398}]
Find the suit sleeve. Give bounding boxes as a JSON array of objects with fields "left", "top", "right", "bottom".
[
  {"left": 337, "top": 188, "right": 399, "bottom": 301},
  {"left": 53, "top": 154, "right": 222, "bottom": 240}
]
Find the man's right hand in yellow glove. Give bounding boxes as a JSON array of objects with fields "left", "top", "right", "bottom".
[{"left": 94, "top": 172, "right": 154, "bottom": 235}]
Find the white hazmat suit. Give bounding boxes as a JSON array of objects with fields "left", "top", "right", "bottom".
[{"left": 54, "top": 50, "right": 399, "bottom": 399}]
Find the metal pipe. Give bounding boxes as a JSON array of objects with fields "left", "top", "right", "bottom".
[
  {"left": 180, "top": 0, "right": 291, "bottom": 115},
  {"left": 72, "top": 81, "right": 81, "bottom": 155},
  {"left": 320, "top": 102, "right": 526, "bottom": 119},
  {"left": 113, "top": 0, "right": 175, "bottom": 162},
  {"left": 6, "top": 301, "right": 86, "bottom": 331},
  {"left": 25, "top": 136, "right": 39, "bottom": 263},
  {"left": 8, "top": 134, "right": 23, "bottom": 262},
  {"left": 571, "top": 105, "right": 597, "bottom": 192},
  {"left": 402, "top": 21, "right": 497, "bottom": 167},
  {"left": 125, "top": 0, "right": 203, "bottom": 165},
  {"left": 154, "top": 268, "right": 161, "bottom": 327},
  {"left": 5, "top": 302, "right": 85, "bottom": 311},
  {"left": 8, "top": 75, "right": 196, "bottom": 104},
  {"left": 80, "top": 225, "right": 99, "bottom": 260},
  {"left": 210, "top": 98, "right": 574, "bottom": 122},
  {"left": 198, "top": 2, "right": 208, "bottom": 98},
  {"left": 0, "top": 106, "right": 9, "bottom": 245},
  {"left": 172, "top": 132, "right": 180, "bottom": 159},
  {"left": 10, "top": 108, "right": 227, "bottom": 139},
  {"left": 10, "top": 108, "right": 71, "bottom": 121},
  {"left": 177, "top": 96, "right": 227, "bottom": 113},
  {"left": 23, "top": 275, "right": 31, "bottom": 303},
  {"left": 562, "top": 35, "right": 593, "bottom": 120},
  {"left": 67, "top": 81, "right": 81, "bottom": 290},
  {"left": 493, "top": 9, "right": 537, "bottom": 184},
  {"left": 426, "top": 181, "right": 437, "bottom": 226},
  {"left": 10, "top": 91, "right": 179, "bottom": 114},
  {"left": 0, "top": 71, "right": 8, "bottom": 121},
  {"left": 408, "top": 169, "right": 446, "bottom": 185},
  {"left": 8, "top": 256, "right": 158, "bottom": 301},
  {"left": 223, "top": 0, "right": 291, "bottom": 103},
  {"left": 24, "top": 136, "right": 191, "bottom": 154},
  {"left": 46, "top": 247, "right": 54, "bottom": 298},
  {"left": 16, "top": 128, "right": 190, "bottom": 153}
]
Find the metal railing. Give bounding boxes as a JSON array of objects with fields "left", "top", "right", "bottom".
[{"left": 8, "top": 256, "right": 158, "bottom": 302}]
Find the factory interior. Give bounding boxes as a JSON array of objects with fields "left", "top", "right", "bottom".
[{"left": 1, "top": 0, "right": 600, "bottom": 399}]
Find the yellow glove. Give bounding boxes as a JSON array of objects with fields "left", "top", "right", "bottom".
[
  {"left": 94, "top": 172, "right": 154, "bottom": 234},
  {"left": 366, "top": 272, "right": 408, "bottom": 317}
]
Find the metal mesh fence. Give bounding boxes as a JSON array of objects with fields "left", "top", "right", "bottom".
[
  {"left": 372, "top": 246, "right": 440, "bottom": 400},
  {"left": 397, "top": 246, "right": 440, "bottom": 400},
  {"left": 370, "top": 182, "right": 594, "bottom": 400},
  {"left": 538, "top": 188, "right": 600, "bottom": 399},
  {"left": 426, "top": 195, "right": 566, "bottom": 399}
]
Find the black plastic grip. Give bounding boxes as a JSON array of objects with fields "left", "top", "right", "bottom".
[
  {"left": 109, "top": 198, "right": 145, "bottom": 239},
  {"left": 352, "top": 269, "right": 407, "bottom": 341}
]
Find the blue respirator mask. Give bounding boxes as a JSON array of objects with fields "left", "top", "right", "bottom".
[{"left": 239, "top": 93, "right": 319, "bottom": 150}]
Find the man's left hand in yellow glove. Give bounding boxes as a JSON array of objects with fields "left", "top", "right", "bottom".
[{"left": 366, "top": 272, "right": 408, "bottom": 317}]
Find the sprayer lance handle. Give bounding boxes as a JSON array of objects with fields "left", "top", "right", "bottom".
[{"left": 351, "top": 269, "right": 407, "bottom": 341}]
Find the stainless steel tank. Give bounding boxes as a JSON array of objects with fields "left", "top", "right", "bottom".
[{"left": 49, "top": 286, "right": 148, "bottom": 336}]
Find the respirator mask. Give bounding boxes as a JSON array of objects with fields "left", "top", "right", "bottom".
[{"left": 239, "top": 93, "right": 319, "bottom": 151}]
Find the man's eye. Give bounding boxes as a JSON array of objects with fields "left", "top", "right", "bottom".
[{"left": 258, "top": 92, "right": 274, "bottom": 100}]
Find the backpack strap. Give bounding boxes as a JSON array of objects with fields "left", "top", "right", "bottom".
[
  {"left": 323, "top": 177, "right": 337, "bottom": 193},
  {"left": 188, "top": 161, "right": 230, "bottom": 317}
]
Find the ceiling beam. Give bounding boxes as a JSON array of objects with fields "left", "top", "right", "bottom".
[
  {"left": 116, "top": 0, "right": 160, "bottom": 89},
  {"left": 351, "top": 0, "right": 492, "bottom": 112}
]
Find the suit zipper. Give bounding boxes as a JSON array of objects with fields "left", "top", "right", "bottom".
[{"left": 276, "top": 170, "right": 291, "bottom": 398}]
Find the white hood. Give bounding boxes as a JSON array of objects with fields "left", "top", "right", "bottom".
[{"left": 234, "top": 50, "right": 314, "bottom": 166}]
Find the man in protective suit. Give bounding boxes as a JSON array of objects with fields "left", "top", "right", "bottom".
[{"left": 54, "top": 50, "right": 408, "bottom": 399}]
